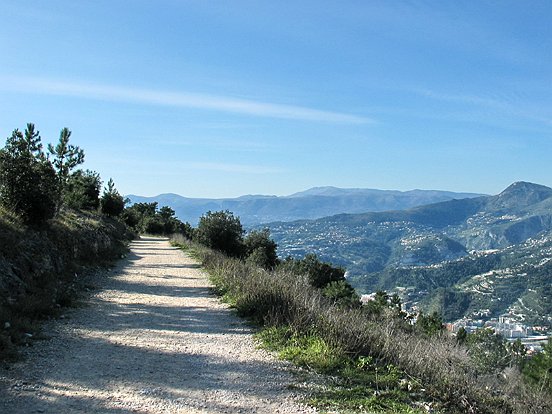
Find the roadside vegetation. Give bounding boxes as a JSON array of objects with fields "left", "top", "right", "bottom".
[
  {"left": 0, "top": 123, "right": 132, "bottom": 360},
  {"left": 172, "top": 210, "right": 552, "bottom": 414}
]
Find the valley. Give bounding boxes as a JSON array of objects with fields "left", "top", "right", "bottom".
[{"left": 266, "top": 182, "right": 552, "bottom": 331}]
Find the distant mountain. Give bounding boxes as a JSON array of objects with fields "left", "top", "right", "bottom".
[
  {"left": 127, "top": 187, "right": 484, "bottom": 226},
  {"left": 266, "top": 182, "right": 552, "bottom": 324}
]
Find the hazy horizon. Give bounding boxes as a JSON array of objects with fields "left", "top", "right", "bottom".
[{"left": 127, "top": 184, "right": 491, "bottom": 199}]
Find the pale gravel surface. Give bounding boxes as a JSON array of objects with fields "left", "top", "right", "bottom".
[{"left": 0, "top": 237, "right": 316, "bottom": 413}]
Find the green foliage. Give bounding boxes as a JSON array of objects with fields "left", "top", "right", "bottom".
[
  {"left": 322, "top": 280, "right": 361, "bottom": 308},
  {"left": 100, "top": 178, "right": 125, "bottom": 217},
  {"left": 123, "top": 202, "right": 193, "bottom": 236},
  {"left": 415, "top": 311, "right": 444, "bottom": 337},
  {"left": 0, "top": 125, "right": 58, "bottom": 225},
  {"left": 63, "top": 169, "right": 101, "bottom": 210},
  {"left": 47, "top": 127, "right": 85, "bottom": 187},
  {"left": 510, "top": 338, "right": 528, "bottom": 368},
  {"left": 523, "top": 338, "right": 552, "bottom": 394},
  {"left": 195, "top": 210, "right": 244, "bottom": 258},
  {"left": 244, "top": 228, "right": 279, "bottom": 270},
  {"left": 47, "top": 127, "right": 85, "bottom": 213},
  {"left": 465, "top": 328, "right": 512, "bottom": 373},
  {"left": 278, "top": 332, "right": 345, "bottom": 374},
  {"left": 280, "top": 253, "right": 345, "bottom": 288}
]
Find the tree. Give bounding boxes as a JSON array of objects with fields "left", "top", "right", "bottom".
[
  {"left": 415, "top": 311, "right": 444, "bottom": 336},
  {"left": 363, "top": 290, "right": 391, "bottom": 316},
  {"left": 0, "top": 124, "right": 58, "bottom": 225},
  {"left": 279, "top": 254, "right": 345, "bottom": 289},
  {"left": 23, "top": 123, "right": 44, "bottom": 159},
  {"left": 63, "top": 170, "right": 102, "bottom": 210},
  {"left": 48, "top": 128, "right": 84, "bottom": 212},
  {"left": 158, "top": 206, "right": 175, "bottom": 221},
  {"left": 322, "top": 280, "right": 360, "bottom": 308},
  {"left": 100, "top": 178, "right": 125, "bottom": 217},
  {"left": 195, "top": 210, "right": 244, "bottom": 257},
  {"left": 122, "top": 202, "right": 191, "bottom": 236},
  {"left": 244, "top": 229, "right": 279, "bottom": 270}
]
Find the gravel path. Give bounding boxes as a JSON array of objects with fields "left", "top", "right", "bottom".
[{"left": 0, "top": 237, "right": 315, "bottom": 413}]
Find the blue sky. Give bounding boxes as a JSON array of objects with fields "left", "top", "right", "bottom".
[{"left": 0, "top": 1, "right": 550, "bottom": 198}]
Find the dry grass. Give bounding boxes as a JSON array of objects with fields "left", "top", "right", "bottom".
[{"left": 171, "top": 237, "right": 552, "bottom": 414}]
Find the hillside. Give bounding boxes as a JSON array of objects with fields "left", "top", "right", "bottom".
[
  {"left": 127, "top": 187, "right": 484, "bottom": 226},
  {"left": 266, "top": 182, "right": 552, "bottom": 324}
]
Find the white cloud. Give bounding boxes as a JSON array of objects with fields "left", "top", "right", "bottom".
[{"left": 0, "top": 75, "right": 371, "bottom": 124}]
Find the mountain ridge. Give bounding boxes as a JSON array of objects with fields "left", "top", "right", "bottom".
[{"left": 127, "top": 187, "right": 485, "bottom": 226}]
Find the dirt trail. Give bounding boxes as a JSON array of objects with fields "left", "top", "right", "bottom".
[{"left": 0, "top": 237, "right": 313, "bottom": 413}]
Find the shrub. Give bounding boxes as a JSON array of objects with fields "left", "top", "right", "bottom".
[
  {"left": 415, "top": 311, "right": 444, "bottom": 337},
  {"left": 122, "top": 202, "right": 192, "bottom": 236},
  {"left": 243, "top": 229, "right": 279, "bottom": 270},
  {"left": 195, "top": 210, "right": 244, "bottom": 257},
  {"left": 322, "top": 280, "right": 360, "bottom": 308},
  {"left": 0, "top": 125, "right": 58, "bottom": 225},
  {"left": 280, "top": 253, "right": 345, "bottom": 288},
  {"left": 465, "top": 328, "right": 512, "bottom": 374},
  {"left": 100, "top": 178, "right": 125, "bottom": 217},
  {"left": 63, "top": 169, "right": 101, "bottom": 210}
]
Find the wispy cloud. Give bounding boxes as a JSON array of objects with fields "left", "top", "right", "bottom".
[
  {"left": 0, "top": 75, "right": 371, "bottom": 124},
  {"left": 188, "top": 162, "right": 285, "bottom": 174},
  {"left": 413, "top": 88, "right": 552, "bottom": 126}
]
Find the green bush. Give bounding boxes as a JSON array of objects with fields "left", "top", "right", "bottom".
[
  {"left": 322, "top": 280, "right": 361, "bottom": 308},
  {"left": 122, "top": 202, "right": 192, "bottom": 237},
  {"left": 415, "top": 311, "right": 444, "bottom": 337},
  {"left": 0, "top": 125, "right": 58, "bottom": 225},
  {"left": 63, "top": 170, "right": 101, "bottom": 210},
  {"left": 279, "top": 253, "right": 345, "bottom": 288},
  {"left": 465, "top": 328, "right": 512, "bottom": 374},
  {"left": 195, "top": 210, "right": 244, "bottom": 258},
  {"left": 244, "top": 228, "right": 279, "bottom": 270},
  {"left": 100, "top": 178, "right": 125, "bottom": 217}
]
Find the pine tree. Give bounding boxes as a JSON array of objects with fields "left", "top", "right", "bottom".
[
  {"left": 0, "top": 124, "right": 57, "bottom": 225},
  {"left": 48, "top": 128, "right": 84, "bottom": 212}
]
